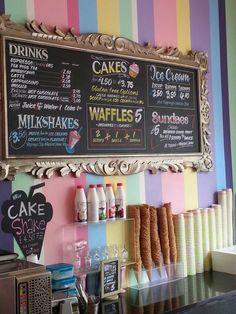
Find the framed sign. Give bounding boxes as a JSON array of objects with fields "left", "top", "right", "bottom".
[
  {"left": 0, "top": 16, "right": 212, "bottom": 180},
  {"left": 1, "top": 183, "right": 53, "bottom": 258},
  {"left": 101, "top": 258, "right": 120, "bottom": 299}
]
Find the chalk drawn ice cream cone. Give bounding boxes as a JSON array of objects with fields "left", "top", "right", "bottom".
[
  {"left": 68, "top": 130, "right": 81, "bottom": 149},
  {"left": 66, "top": 128, "right": 82, "bottom": 154}
]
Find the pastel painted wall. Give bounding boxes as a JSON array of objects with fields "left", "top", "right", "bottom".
[{"left": 0, "top": 0, "right": 234, "bottom": 265}]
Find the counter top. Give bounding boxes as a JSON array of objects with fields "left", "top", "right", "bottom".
[{"left": 100, "top": 271, "right": 236, "bottom": 313}]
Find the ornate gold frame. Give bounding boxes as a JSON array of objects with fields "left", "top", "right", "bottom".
[{"left": 0, "top": 15, "right": 212, "bottom": 180}]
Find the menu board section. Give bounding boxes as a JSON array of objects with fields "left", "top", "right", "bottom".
[
  {"left": 147, "top": 63, "right": 200, "bottom": 154},
  {"left": 101, "top": 259, "right": 120, "bottom": 298},
  {"left": 6, "top": 38, "right": 85, "bottom": 156},
  {"left": 4, "top": 37, "right": 201, "bottom": 158}
]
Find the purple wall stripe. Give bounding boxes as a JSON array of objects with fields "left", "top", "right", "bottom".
[
  {"left": 0, "top": 181, "right": 13, "bottom": 251},
  {"left": 190, "top": 0, "right": 216, "bottom": 207},
  {"left": 144, "top": 171, "right": 162, "bottom": 207},
  {"left": 219, "top": 0, "right": 233, "bottom": 189},
  {"left": 136, "top": 0, "right": 155, "bottom": 45},
  {"left": 0, "top": 0, "right": 4, "bottom": 14}
]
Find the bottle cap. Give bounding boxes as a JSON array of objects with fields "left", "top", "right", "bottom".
[
  {"left": 117, "top": 182, "right": 123, "bottom": 186},
  {"left": 89, "top": 184, "right": 95, "bottom": 188},
  {"left": 77, "top": 185, "right": 83, "bottom": 189},
  {"left": 97, "top": 184, "right": 103, "bottom": 188},
  {"left": 106, "top": 184, "right": 111, "bottom": 187}
]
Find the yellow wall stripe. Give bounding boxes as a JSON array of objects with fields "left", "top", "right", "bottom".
[
  {"left": 176, "top": 0, "right": 197, "bottom": 211},
  {"left": 183, "top": 168, "right": 198, "bottom": 210},
  {"left": 97, "top": 0, "right": 120, "bottom": 36},
  {"left": 176, "top": 0, "right": 191, "bottom": 53},
  {"left": 104, "top": 175, "right": 127, "bottom": 247}
]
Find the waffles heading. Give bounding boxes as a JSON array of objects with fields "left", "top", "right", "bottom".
[{"left": 92, "top": 57, "right": 140, "bottom": 78}]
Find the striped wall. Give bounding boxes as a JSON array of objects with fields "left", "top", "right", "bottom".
[{"left": 0, "top": 0, "right": 234, "bottom": 265}]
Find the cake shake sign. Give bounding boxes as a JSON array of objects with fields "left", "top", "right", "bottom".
[{"left": 1, "top": 183, "right": 53, "bottom": 259}]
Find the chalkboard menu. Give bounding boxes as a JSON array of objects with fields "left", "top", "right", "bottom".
[
  {"left": 4, "top": 37, "right": 200, "bottom": 157},
  {"left": 1, "top": 183, "right": 53, "bottom": 258},
  {"left": 0, "top": 18, "right": 212, "bottom": 179},
  {"left": 102, "top": 299, "right": 120, "bottom": 314},
  {"left": 101, "top": 258, "right": 120, "bottom": 298}
]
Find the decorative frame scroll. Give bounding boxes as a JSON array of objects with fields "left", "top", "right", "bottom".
[{"left": 0, "top": 15, "right": 212, "bottom": 180}]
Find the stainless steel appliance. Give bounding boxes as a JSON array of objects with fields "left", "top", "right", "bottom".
[{"left": 0, "top": 259, "right": 52, "bottom": 314}]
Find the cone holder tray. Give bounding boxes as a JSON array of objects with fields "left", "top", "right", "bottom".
[{"left": 129, "top": 262, "right": 184, "bottom": 290}]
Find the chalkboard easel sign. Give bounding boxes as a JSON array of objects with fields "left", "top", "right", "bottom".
[
  {"left": 102, "top": 299, "right": 121, "bottom": 314},
  {"left": 101, "top": 258, "right": 120, "bottom": 299},
  {"left": 1, "top": 183, "right": 53, "bottom": 258},
  {"left": 0, "top": 16, "right": 212, "bottom": 180}
]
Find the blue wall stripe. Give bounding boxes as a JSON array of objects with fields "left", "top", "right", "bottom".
[
  {"left": 218, "top": 0, "right": 233, "bottom": 189},
  {"left": 78, "top": 0, "right": 98, "bottom": 33},
  {"left": 209, "top": 0, "right": 226, "bottom": 190}
]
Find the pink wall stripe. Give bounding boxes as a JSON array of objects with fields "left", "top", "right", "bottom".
[
  {"left": 67, "top": 0, "right": 79, "bottom": 31},
  {"left": 34, "top": 0, "right": 68, "bottom": 29},
  {"left": 161, "top": 171, "right": 185, "bottom": 214},
  {"left": 75, "top": 173, "right": 87, "bottom": 190},
  {"left": 153, "top": 0, "right": 177, "bottom": 47},
  {"left": 43, "top": 175, "right": 76, "bottom": 264}
]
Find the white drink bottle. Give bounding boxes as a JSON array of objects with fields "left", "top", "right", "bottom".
[
  {"left": 87, "top": 184, "right": 99, "bottom": 222},
  {"left": 105, "top": 184, "right": 115, "bottom": 219},
  {"left": 74, "top": 185, "right": 87, "bottom": 222},
  {"left": 115, "top": 182, "right": 126, "bottom": 218},
  {"left": 97, "top": 184, "right": 106, "bottom": 220}
]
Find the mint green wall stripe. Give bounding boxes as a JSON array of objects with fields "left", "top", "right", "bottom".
[
  {"left": 12, "top": 173, "right": 35, "bottom": 258},
  {"left": 126, "top": 173, "right": 142, "bottom": 204},
  {"left": 119, "top": 0, "right": 133, "bottom": 39},
  {"left": 4, "top": 0, "right": 27, "bottom": 23},
  {"left": 225, "top": 0, "right": 236, "bottom": 190}
]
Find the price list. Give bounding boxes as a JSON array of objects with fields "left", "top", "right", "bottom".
[
  {"left": 87, "top": 55, "right": 145, "bottom": 107},
  {"left": 147, "top": 64, "right": 197, "bottom": 109},
  {"left": 6, "top": 39, "right": 84, "bottom": 156},
  {"left": 87, "top": 104, "right": 145, "bottom": 151}
]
